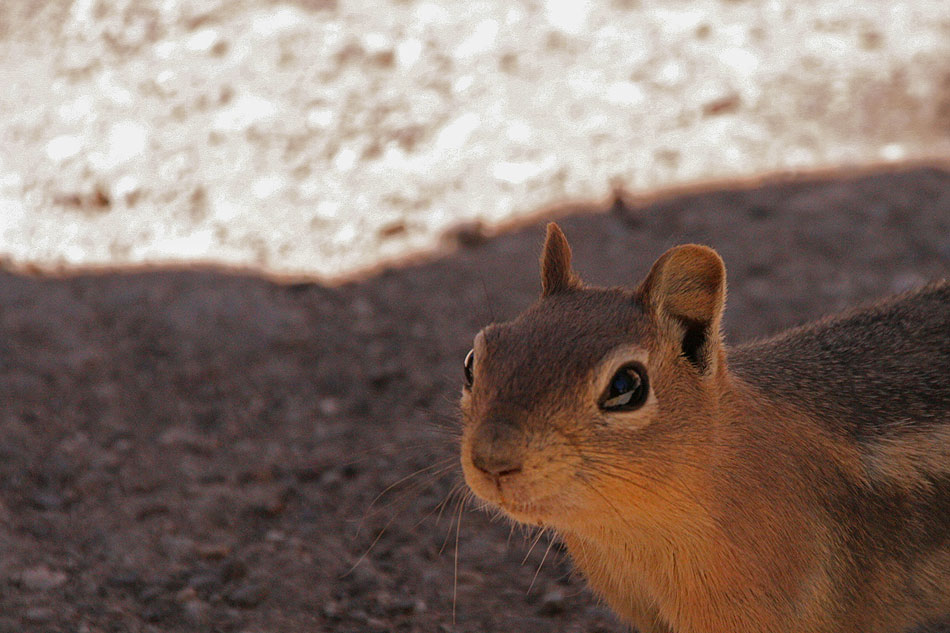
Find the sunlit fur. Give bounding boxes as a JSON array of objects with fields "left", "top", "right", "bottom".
[{"left": 459, "top": 223, "right": 950, "bottom": 633}]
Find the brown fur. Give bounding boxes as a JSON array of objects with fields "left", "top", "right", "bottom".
[{"left": 459, "top": 223, "right": 949, "bottom": 633}]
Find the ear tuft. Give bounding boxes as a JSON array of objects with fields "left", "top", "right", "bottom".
[
  {"left": 638, "top": 244, "right": 726, "bottom": 373},
  {"left": 540, "top": 223, "right": 581, "bottom": 296}
]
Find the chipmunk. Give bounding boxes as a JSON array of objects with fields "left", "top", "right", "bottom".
[{"left": 459, "top": 223, "right": 950, "bottom": 633}]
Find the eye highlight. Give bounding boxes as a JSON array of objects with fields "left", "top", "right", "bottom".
[
  {"left": 463, "top": 349, "right": 475, "bottom": 387},
  {"left": 600, "top": 363, "right": 648, "bottom": 411}
]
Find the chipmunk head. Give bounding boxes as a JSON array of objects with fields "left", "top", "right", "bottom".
[{"left": 460, "top": 223, "right": 727, "bottom": 532}]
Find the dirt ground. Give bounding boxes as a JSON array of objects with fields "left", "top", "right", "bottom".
[{"left": 2, "top": 166, "right": 950, "bottom": 633}]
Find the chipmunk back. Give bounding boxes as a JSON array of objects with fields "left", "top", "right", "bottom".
[{"left": 459, "top": 223, "right": 949, "bottom": 633}]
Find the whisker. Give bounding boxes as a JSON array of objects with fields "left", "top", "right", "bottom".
[
  {"left": 356, "top": 461, "right": 458, "bottom": 536},
  {"left": 440, "top": 492, "right": 468, "bottom": 555},
  {"left": 433, "top": 481, "right": 466, "bottom": 527},
  {"left": 527, "top": 533, "right": 557, "bottom": 595},
  {"left": 453, "top": 494, "right": 465, "bottom": 625},
  {"left": 521, "top": 527, "right": 547, "bottom": 566},
  {"left": 342, "top": 512, "right": 397, "bottom": 578}
]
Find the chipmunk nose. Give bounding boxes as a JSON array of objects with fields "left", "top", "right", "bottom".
[{"left": 470, "top": 418, "right": 524, "bottom": 478}]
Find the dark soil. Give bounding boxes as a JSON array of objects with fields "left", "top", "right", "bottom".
[{"left": 1, "top": 166, "right": 949, "bottom": 633}]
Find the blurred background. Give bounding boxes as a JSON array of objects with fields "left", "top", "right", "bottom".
[
  {"left": 1, "top": 0, "right": 949, "bottom": 279},
  {"left": 1, "top": 2, "right": 949, "bottom": 633}
]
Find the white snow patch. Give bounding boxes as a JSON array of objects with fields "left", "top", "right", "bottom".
[
  {"left": 363, "top": 32, "right": 391, "bottom": 53},
  {"left": 505, "top": 120, "right": 532, "bottom": 143},
  {"left": 153, "top": 39, "right": 178, "bottom": 59},
  {"left": 656, "top": 61, "right": 685, "bottom": 87},
  {"left": 492, "top": 156, "right": 555, "bottom": 185},
  {"left": 186, "top": 28, "right": 220, "bottom": 52},
  {"left": 147, "top": 229, "right": 215, "bottom": 258},
  {"left": 58, "top": 96, "right": 93, "bottom": 123},
  {"left": 0, "top": 172, "right": 22, "bottom": 191},
  {"left": 68, "top": 0, "right": 96, "bottom": 28},
  {"left": 46, "top": 135, "right": 84, "bottom": 163},
  {"left": 333, "top": 148, "right": 358, "bottom": 172},
  {"left": 455, "top": 20, "right": 499, "bottom": 58},
  {"left": 251, "top": 6, "right": 305, "bottom": 36},
  {"left": 435, "top": 113, "right": 480, "bottom": 152},
  {"left": 880, "top": 143, "right": 906, "bottom": 161},
  {"left": 544, "top": 0, "right": 591, "bottom": 35},
  {"left": 306, "top": 107, "right": 335, "bottom": 129},
  {"left": 98, "top": 72, "right": 134, "bottom": 106},
  {"left": 397, "top": 38, "right": 423, "bottom": 67},
  {"left": 605, "top": 81, "right": 646, "bottom": 106},
  {"left": 314, "top": 200, "right": 341, "bottom": 220},
  {"left": 112, "top": 175, "right": 141, "bottom": 201},
  {"left": 414, "top": 3, "right": 449, "bottom": 25},
  {"left": 719, "top": 48, "right": 760, "bottom": 75},
  {"left": 333, "top": 224, "right": 357, "bottom": 246},
  {"left": 212, "top": 95, "right": 278, "bottom": 132},
  {"left": 651, "top": 8, "right": 704, "bottom": 35},
  {"left": 94, "top": 122, "right": 147, "bottom": 169},
  {"left": 252, "top": 175, "right": 286, "bottom": 199},
  {"left": 155, "top": 70, "right": 176, "bottom": 86},
  {"left": 452, "top": 75, "right": 474, "bottom": 94}
]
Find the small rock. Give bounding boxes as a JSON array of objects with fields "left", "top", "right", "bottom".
[
  {"left": 20, "top": 565, "right": 68, "bottom": 591},
  {"left": 219, "top": 559, "right": 248, "bottom": 583},
  {"left": 160, "top": 535, "right": 195, "bottom": 560},
  {"left": 29, "top": 491, "right": 66, "bottom": 510},
  {"left": 347, "top": 562, "right": 379, "bottom": 592},
  {"left": 539, "top": 588, "right": 567, "bottom": 615},
  {"left": 321, "top": 600, "right": 342, "bottom": 619},
  {"left": 139, "top": 585, "right": 166, "bottom": 602},
  {"left": 187, "top": 572, "right": 222, "bottom": 594},
  {"left": 387, "top": 597, "right": 416, "bottom": 615},
  {"left": 107, "top": 571, "right": 142, "bottom": 591},
  {"left": 196, "top": 542, "right": 233, "bottom": 560},
  {"left": 175, "top": 587, "right": 198, "bottom": 603},
  {"left": 227, "top": 582, "right": 269, "bottom": 608},
  {"left": 142, "top": 600, "right": 176, "bottom": 623},
  {"left": 182, "top": 598, "right": 210, "bottom": 625},
  {"left": 318, "top": 397, "right": 341, "bottom": 416},
  {"left": 25, "top": 607, "right": 54, "bottom": 623}
]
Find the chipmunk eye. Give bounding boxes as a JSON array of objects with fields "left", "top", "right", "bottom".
[
  {"left": 600, "top": 364, "right": 648, "bottom": 411},
  {"left": 463, "top": 349, "right": 475, "bottom": 387}
]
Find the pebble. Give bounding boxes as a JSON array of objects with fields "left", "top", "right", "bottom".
[
  {"left": 142, "top": 600, "right": 175, "bottom": 623},
  {"left": 20, "top": 565, "right": 68, "bottom": 591},
  {"left": 227, "top": 582, "right": 268, "bottom": 608},
  {"left": 539, "top": 588, "right": 568, "bottom": 615},
  {"left": 30, "top": 491, "right": 66, "bottom": 510},
  {"left": 25, "top": 607, "right": 55, "bottom": 623},
  {"left": 107, "top": 571, "right": 142, "bottom": 591},
  {"left": 187, "top": 571, "right": 222, "bottom": 594},
  {"left": 196, "top": 542, "right": 233, "bottom": 560},
  {"left": 220, "top": 559, "right": 248, "bottom": 583},
  {"left": 182, "top": 598, "right": 210, "bottom": 625}
]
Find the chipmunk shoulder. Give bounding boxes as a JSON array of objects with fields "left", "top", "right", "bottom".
[{"left": 459, "top": 223, "right": 949, "bottom": 633}]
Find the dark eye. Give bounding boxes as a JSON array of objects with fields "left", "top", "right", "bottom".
[
  {"left": 600, "top": 364, "right": 648, "bottom": 411},
  {"left": 463, "top": 349, "right": 475, "bottom": 387}
]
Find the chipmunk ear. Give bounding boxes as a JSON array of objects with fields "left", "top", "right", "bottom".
[
  {"left": 638, "top": 244, "right": 726, "bottom": 374},
  {"left": 540, "top": 223, "right": 581, "bottom": 296}
]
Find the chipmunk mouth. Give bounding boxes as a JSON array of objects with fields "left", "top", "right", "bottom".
[
  {"left": 495, "top": 496, "right": 559, "bottom": 525},
  {"left": 466, "top": 473, "right": 567, "bottom": 525}
]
